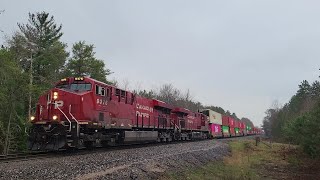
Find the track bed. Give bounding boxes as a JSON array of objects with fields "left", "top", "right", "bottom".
[{"left": 0, "top": 136, "right": 256, "bottom": 180}]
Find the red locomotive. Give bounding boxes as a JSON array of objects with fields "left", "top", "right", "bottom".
[
  {"left": 29, "top": 77, "right": 210, "bottom": 150},
  {"left": 29, "top": 77, "right": 262, "bottom": 151}
]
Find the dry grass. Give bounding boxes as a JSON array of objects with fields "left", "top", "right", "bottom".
[{"left": 166, "top": 139, "right": 319, "bottom": 180}]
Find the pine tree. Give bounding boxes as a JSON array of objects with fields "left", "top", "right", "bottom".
[
  {"left": 12, "top": 11, "right": 68, "bottom": 85},
  {"left": 8, "top": 11, "right": 68, "bottom": 120},
  {"left": 65, "top": 41, "right": 112, "bottom": 83}
]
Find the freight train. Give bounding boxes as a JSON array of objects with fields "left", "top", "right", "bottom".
[{"left": 28, "top": 77, "right": 262, "bottom": 151}]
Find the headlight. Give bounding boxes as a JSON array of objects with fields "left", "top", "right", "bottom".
[
  {"left": 52, "top": 115, "right": 58, "bottom": 120},
  {"left": 53, "top": 92, "right": 58, "bottom": 100},
  {"left": 30, "top": 116, "right": 35, "bottom": 121}
]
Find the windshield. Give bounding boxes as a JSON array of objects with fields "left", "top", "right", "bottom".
[
  {"left": 70, "top": 83, "right": 92, "bottom": 91},
  {"left": 55, "top": 83, "right": 91, "bottom": 91}
]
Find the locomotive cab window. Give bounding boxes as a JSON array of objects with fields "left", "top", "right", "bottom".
[
  {"left": 121, "top": 90, "right": 126, "bottom": 97},
  {"left": 101, "top": 87, "right": 106, "bottom": 96},
  {"left": 70, "top": 83, "right": 91, "bottom": 91},
  {"left": 95, "top": 85, "right": 107, "bottom": 96},
  {"left": 95, "top": 85, "right": 99, "bottom": 94},
  {"left": 115, "top": 89, "right": 120, "bottom": 96}
]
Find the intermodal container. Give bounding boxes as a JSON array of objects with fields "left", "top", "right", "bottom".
[
  {"left": 209, "top": 123, "right": 222, "bottom": 138},
  {"left": 222, "top": 116, "right": 235, "bottom": 128},
  {"left": 238, "top": 121, "right": 244, "bottom": 136},
  {"left": 234, "top": 120, "right": 239, "bottom": 128},
  {"left": 222, "top": 116, "right": 229, "bottom": 126},
  {"left": 228, "top": 117, "right": 235, "bottom": 128},
  {"left": 239, "top": 121, "right": 243, "bottom": 129},
  {"left": 242, "top": 122, "right": 247, "bottom": 135},
  {"left": 241, "top": 122, "right": 245, "bottom": 135},
  {"left": 200, "top": 109, "right": 222, "bottom": 125},
  {"left": 253, "top": 127, "right": 258, "bottom": 134},
  {"left": 235, "top": 127, "right": 240, "bottom": 136},
  {"left": 229, "top": 127, "right": 236, "bottom": 137},
  {"left": 209, "top": 110, "right": 222, "bottom": 125},
  {"left": 222, "top": 125, "right": 230, "bottom": 137}
]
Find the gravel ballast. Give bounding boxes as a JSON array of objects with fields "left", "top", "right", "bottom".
[{"left": 0, "top": 139, "right": 233, "bottom": 180}]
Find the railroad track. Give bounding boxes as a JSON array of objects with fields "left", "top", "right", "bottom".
[
  {"left": 0, "top": 151, "right": 57, "bottom": 163},
  {"left": 0, "top": 135, "right": 259, "bottom": 163}
]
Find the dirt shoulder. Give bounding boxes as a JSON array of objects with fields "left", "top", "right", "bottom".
[{"left": 166, "top": 139, "right": 320, "bottom": 180}]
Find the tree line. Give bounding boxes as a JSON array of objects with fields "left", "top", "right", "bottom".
[
  {"left": 0, "top": 11, "right": 253, "bottom": 154},
  {"left": 262, "top": 76, "right": 320, "bottom": 157},
  {"left": 134, "top": 84, "right": 254, "bottom": 127},
  {"left": 0, "top": 11, "right": 112, "bottom": 154}
]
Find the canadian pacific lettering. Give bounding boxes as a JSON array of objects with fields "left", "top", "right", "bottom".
[
  {"left": 136, "top": 104, "right": 153, "bottom": 113},
  {"left": 136, "top": 111, "right": 150, "bottom": 118}
]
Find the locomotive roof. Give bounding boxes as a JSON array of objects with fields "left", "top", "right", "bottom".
[
  {"left": 172, "top": 107, "right": 191, "bottom": 114},
  {"left": 152, "top": 99, "right": 173, "bottom": 110},
  {"left": 84, "top": 77, "right": 118, "bottom": 89}
]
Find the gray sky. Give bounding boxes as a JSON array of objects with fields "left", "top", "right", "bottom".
[{"left": 2, "top": 0, "right": 320, "bottom": 126}]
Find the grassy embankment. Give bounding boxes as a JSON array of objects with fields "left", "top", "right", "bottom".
[{"left": 167, "top": 139, "right": 320, "bottom": 180}]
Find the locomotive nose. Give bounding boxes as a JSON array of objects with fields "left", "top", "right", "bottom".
[
  {"left": 50, "top": 90, "right": 65, "bottom": 121},
  {"left": 37, "top": 89, "right": 66, "bottom": 122},
  {"left": 50, "top": 89, "right": 64, "bottom": 102}
]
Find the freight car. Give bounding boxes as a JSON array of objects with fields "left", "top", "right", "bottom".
[
  {"left": 28, "top": 77, "right": 210, "bottom": 151},
  {"left": 201, "top": 109, "right": 223, "bottom": 138},
  {"left": 201, "top": 109, "right": 260, "bottom": 138}
]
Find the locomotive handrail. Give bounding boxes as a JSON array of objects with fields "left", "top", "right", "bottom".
[
  {"left": 69, "top": 105, "right": 79, "bottom": 137},
  {"left": 170, "top": 119, "right": 180, "bottom": 131},
  {"left": 56, "top": 106, "right": 72, "bottom": 132},
  {"left": 68, "top": 105, "right": 78, "bottom": 124}
]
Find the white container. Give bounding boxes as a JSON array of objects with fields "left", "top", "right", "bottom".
[{"left": 201, "top": 109, "right": 222, "bottom": 125}]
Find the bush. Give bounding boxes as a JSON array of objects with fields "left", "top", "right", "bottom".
[{"left": 284, "top": 105, "right": 320, "bottom": 157}]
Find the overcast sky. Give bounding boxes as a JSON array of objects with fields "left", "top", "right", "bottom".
[{"left": 1, "top": 0, "right": 320, "bottom": 126}]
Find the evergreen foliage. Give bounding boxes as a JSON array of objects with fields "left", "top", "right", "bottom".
[
  {"left": 65, "top": 41, "right": 112, "bottom": 84},
  {"left": 263, "top": 76, "right": 320, "bottom": 157},
  {"left": 0, "top": 12, "right": 112, "bottom": 154},
  {"left": 0, "top": 48, "right": 28, "bottom": 154}
]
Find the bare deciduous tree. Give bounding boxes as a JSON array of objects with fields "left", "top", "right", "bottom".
[
  {"left": 121, "top": 78, "right": 130, "bottom": 90},
  {"left": 0, "top": 10, "right": 5, "bottom": 33}
]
